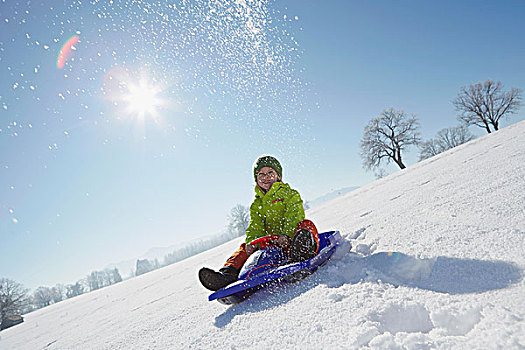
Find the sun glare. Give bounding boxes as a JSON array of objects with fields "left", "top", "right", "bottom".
[
  {"left": 102, "top": 67, "right": 170, "bottom": 123},
  {"left": 124, "top": 80, "right": 164, "bottom": 119}
]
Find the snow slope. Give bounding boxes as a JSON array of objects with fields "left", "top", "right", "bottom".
[
  {"left": 309, "top": 186, "right": 359, "bottom": 208},
  {"left": 1, "top": 122, "right": 524, "bottom": 349}
]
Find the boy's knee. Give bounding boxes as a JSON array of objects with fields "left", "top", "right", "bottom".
[{"left": 296, "top": 220, "right": 319, "bottom": 253}]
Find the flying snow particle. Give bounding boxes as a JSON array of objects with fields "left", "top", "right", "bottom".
[{"left": 12, "top": 218, "right": 18, "bottom": 224}]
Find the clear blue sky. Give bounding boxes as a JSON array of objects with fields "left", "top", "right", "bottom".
[{"left": 1, "top": 0, "right": 524, "bottom": 290}]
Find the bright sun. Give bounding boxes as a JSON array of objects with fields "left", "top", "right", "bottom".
[
  {"left": 123, "top": 79, "right": 164, "bottom": 119},
  {"left": 102, "top": 67, "right": 170, "bottom": 122}
]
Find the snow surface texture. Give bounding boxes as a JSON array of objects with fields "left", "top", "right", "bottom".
[{"left": 1, "top": 122, "right": 524, "bottom": 349}]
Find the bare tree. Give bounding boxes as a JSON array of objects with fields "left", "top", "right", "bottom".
[
  {"left": 436, "top": 125, "right": 474, "bottom": 149},
  {"left": 153, "top": 259, "right": 160, "bottom": 270},
  {"left": 228, "top": 204, "right": 250, "bottom": 237},
  {"left": 374, "top": 168, "right": 388, "bottom": 179},
  {"left": 136, "top": 259, "right": 154, "bottom": 276},
  {"left": 0, "top": 278, "right": 29, "bottom": 330},
  {"left": 50, "top": 284, "right": 66, "bottom": 303},
  {"left": 419, "top": 125, "right": 475, "bottom": 160},
  {"left": 303, "top": 201, "right": 310, "bottom": 210},
  {"left": 360, "top": 108, "right": 421, "bottom": 170},
  {"left": 66, "top": 281, "right": 84, "bottom": 299},
  {"left": 87, "top": 271, "right": 108, "bottom": 291},
  {"left": 418, "top": 139, "right": 440, "bottom": 161},
  {"left": 33, "top": 286, "right": 52, "bottom": 309},
  {"left": 21, "top": 295, "right": 36, "bottom": 314},
  {"left": 110, "top": 268, "right": 122, "bottom": 284},
  {"left": 101, "top": 268, "right": 122, "bottom": 286},
  {"left": 453, "top": 80, "right": 522, "bottom": 133}
]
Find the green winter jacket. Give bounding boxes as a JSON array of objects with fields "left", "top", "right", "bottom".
[{"left": 245, "top": 182, "right": 305, "bottom": 244}]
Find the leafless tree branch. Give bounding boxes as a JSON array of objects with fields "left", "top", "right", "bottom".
[
  {"left": 360, "top": 108, "right": 421, "bottom": 171},
  {"left": 419, "top": 125, "right": 475, "bottom": 160},
  {"left": 453, "top": 79, "right": 522, "bottom": 133}
]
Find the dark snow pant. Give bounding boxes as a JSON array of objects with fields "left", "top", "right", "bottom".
[{"left": 224, "top": 220, "right": 319, "bottom": 271}]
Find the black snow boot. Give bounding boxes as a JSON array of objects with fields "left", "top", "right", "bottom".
[
  {"left": 198, "top": 265, "right": 239, "bottom": 291},
  {"left": 289, "top": 228, "right": 317, "bottom": 263}
]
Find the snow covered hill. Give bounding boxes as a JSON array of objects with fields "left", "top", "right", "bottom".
[
  {"left": 1, "top": 122, "right": 524, "bottom": 349},
  {"left": 308, "top": 186, "right": 359, "bottom": 208}
]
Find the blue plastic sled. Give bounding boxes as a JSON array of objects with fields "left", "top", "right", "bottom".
[{"left": 209, "top": 231, "right": 343, "bottom": 305}]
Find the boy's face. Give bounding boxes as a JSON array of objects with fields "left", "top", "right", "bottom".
[{"left": 256, "top": 166, "right": 280, "bottom": 192}]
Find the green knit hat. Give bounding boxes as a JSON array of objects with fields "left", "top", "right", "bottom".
[{"left": 253, "top": 155, "right": 282, "bottom": 181}]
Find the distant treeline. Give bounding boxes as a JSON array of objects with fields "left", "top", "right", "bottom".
[
  {"left": 163, "top": 228, "right": 244, "bottom": 265},
  {"left": 1, "top": 205, "right": 250, "bottom": 326},
  {"left": 1, "top": 267, "right": 123, "bottom": 327}
]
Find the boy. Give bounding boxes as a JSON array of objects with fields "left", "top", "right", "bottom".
[{"left": 199, "top": 155, "right": 319, "bottom": 291}]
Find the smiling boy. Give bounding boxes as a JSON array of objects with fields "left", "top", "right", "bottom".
[{"left": 198, "top": 155, "right": 319, "bottom": 291}]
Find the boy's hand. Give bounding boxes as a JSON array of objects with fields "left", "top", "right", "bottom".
[
  {"left": 246, "top": 243, "right": 257, "bottom": 255},
  {"left": 273, "top": 235, "right": 291, "bottom": 250}
]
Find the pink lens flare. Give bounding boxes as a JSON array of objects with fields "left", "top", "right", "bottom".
[{"left": 57, "top": 35, "right": 80, "bottom": 69}]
